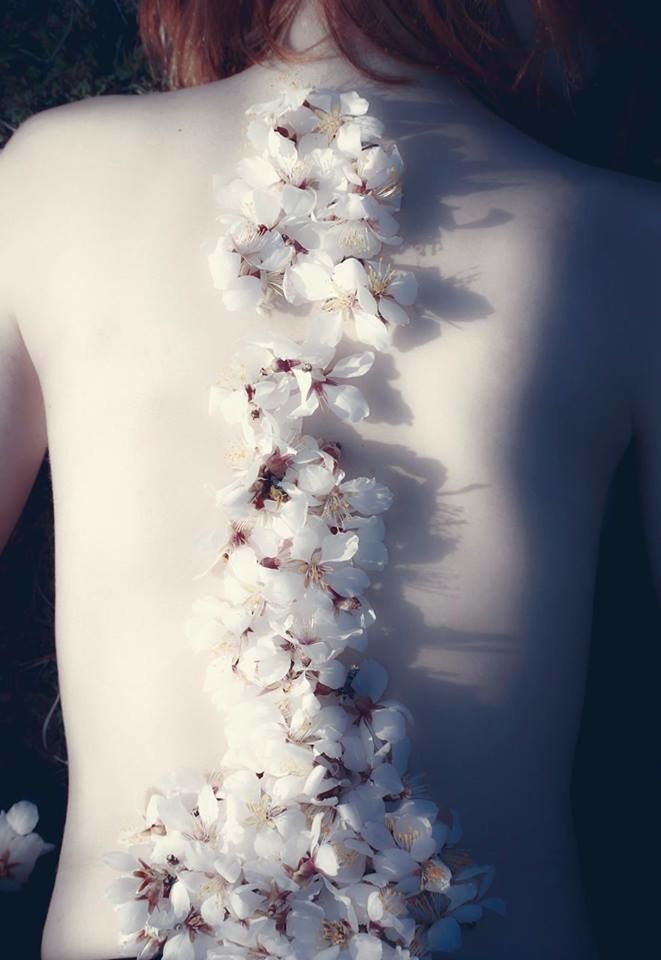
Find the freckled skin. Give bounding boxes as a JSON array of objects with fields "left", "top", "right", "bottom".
[{"left": 1, "top": 27, "right": 660, "bottom": 960}]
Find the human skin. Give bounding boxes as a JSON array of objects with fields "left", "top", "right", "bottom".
[{"left": 1, "top": 8, "right": 660, "bottom": 960}]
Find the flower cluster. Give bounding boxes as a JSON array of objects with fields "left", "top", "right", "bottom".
[
  {"left": 106, "top": 88, "right": 504, "bottom": 959},
  {"left": 0, "top": 800, "right": 54, "bottom": 891}
]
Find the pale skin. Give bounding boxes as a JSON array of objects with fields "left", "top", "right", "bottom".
[{"left": 1, "top": 7, "right": 660, "bottom": 960}]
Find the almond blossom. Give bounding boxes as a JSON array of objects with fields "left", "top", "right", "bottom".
[
  {"left": 105, "top": 86, "right": 503, "bottom": 959},
  {"left": 0, "top": 800, "right": 54, "bottom": 891}
]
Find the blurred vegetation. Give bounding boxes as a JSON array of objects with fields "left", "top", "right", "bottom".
[{"left": 0, "top": 0, "right": 161, "bottom": 148}]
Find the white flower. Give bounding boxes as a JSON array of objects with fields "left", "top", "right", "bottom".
[
  {"left": 0, "top": 801, "right": 54, "bottom": 890},
  {"left": 106, "top": 85, "right": 502, "bottom": 960},
  {"left": 302, "top": 90, "right": 384, "bottom": 157},
  {"left": 288, "top": 349, "right": 375, "bottom": 424},
  {"left": 288, "top": 518, "right": 370, "bottom": 600}
]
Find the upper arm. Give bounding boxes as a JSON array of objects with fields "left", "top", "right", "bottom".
[{"left": 0, "top": 118, "right": 49, "bottom": 554}]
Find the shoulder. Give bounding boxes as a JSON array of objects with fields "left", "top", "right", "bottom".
[
  {"left": 0, "top": 91, "right": 169, "bottom": 181},
  {"left": 498, "top": 123, "right": 661, "bottom": 330},
  {"left": 0, "top": 93, "right": 168, "bottom": 332}
]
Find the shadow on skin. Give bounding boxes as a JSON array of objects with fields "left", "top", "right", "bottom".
[
  {"left": 297, "top": 87, "right": 607, "bottom": 956},
  {"left": 299, "top": 87, "right": 532, "bottom": 951}
]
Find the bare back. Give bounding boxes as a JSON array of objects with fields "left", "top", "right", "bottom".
[{"left": 2, "top": 56, "right": 660, "bottom": 960}]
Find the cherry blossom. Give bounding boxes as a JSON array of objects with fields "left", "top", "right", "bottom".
[
  {"left": 105, "top": 87, "right": 502, "bottom": 959},
  {"left": 0, "top": 800, "right": 54, "bottom": 891}
]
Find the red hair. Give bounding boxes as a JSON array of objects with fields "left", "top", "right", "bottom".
[{"left": 137, "top": 0, "right": 597, "bottom": 98}]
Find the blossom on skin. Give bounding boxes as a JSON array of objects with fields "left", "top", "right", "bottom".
[{"left": 105, "top": 86, "right": 502, "bottom": 959}]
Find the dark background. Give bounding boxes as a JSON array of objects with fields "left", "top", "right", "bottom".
[{"left": 0, "top": 2, "right": 660, "bottom": 958}]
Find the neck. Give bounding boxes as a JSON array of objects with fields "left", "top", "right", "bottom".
[{"left": 264, "top": 0, "right": 463, "bottom": 102}]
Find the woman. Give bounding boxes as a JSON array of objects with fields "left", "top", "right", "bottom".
[{"left": 1, "top": 1, "right": 659, "bottom": 958}]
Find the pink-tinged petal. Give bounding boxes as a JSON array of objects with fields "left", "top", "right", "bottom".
[
  {"left": 116, "top": 898, "right": 149, "bottom": 935},
  {"left": 370, "top": 763, "right": 403, "bottom": 797},
  {"left": 296, "top": 463, "right": 335, "bottom": 496},
  {"left": 337, "top": 121, "right": 363, "bottom": 156},
  {"left": 364, "top": 890, "right": 384, "bottom": 923},
  {"left": 155, "top": 796, "right": 195, "bottom": 833},
  {"left": 268, "top": 127, "right": 298, "bottom": 164},
  {"left": 372, "top": 706, "right": 407, "bottom": 743},
  {"left": 324, "top": 383, "right": 370, "bottom": 422},
  {"left": 163, "top": 932, "right": 195, "bottom": 960},
  {"left": 411, "top": 835, "right": 440, "bottom": 865},
  {"left": 246, "top": 118, "right": 269, "bottom": 152},
  {"left": 391, "top": 734, "right": 411, "bottom": 773},
  {"left": 370, "top": 202, "right": 400, "bottom": 238},
  {"left": 200, "top": 895, "right": 225, "bottom": 928},
  {"left": 197, "top": 784, "right": 219, "bottom": 829},
  {"left": 315, "top": 310, "right": 344, "bottom": 346},
  {"left": 208, "top": 245, "right": 240, "bottom": 291},
  {"left": 290, "top": 526, "right": 322, "bottom": 563},
  {"left": 315, "top": 948, "right": 342, "bottom": 960},
  {"left": 427, "top": 917, "right": 462, "bottom": 952},
  {"left": 214, "top": 853, "right": 242, "bottom": 884},
  {"left": 315, "top": 842, "right": 339, "bottom": 876},
  {"left": 249, "top": 188, "right": 282, "bottom": 228},
  {"left": 287, "top": 259, "right": 335, "bottom": 302},
  {"left": 332, "top": 257, "right": 368, "bottom": 293},
  {"left": 356, "top": 285, "right": 378, "bottom": 314},
  {"left": 103, "top": 850, "right": 139, "bottom": 872},
  {"left": 213, "top": 174, "right": 250, "bottom": 211},
  {"left": 340, "top": 91, "right": 370, "bottom": 116},
  {"left": 355, "top": 537, "right": 388, "bottom": 572},
  {"left": 287, "top": 898, "right": 325, "bottom": 942},
  {"left": 229, "top": 884, "right": 267, "bottom": 920},
  {"left": 320, "top": 531, "right": 359, "bottom": 564},
  {"left": 170, "top": 879, "right": 191, "bottom": 920},
  {"left": 353, "top": 659, "right": 389, "bottom": 701},
  {"left": 353, "top": 310, "right": 391, "bottom": 350},
  {"left": 236, "top": 155, "right": 279, "bottom": 188},
  {"left": 6, "top": 801, "right": 38, "bottom": 836},
  {"left": 327, "top": 221, "right": 382, "bottom": 260},
  {"left": 340, "top": 733, "right": 370, "bottom": 773},
  {"left": 348, "top": 933, "right": 383, "bottom": 960},
  {"left": 317, "top": 658, "right": 347, "bottom": 689},
  {"left": 362, "top": 820, "right": 395, "bottom": 850},
  {"left": 325, "top": 565, "right": 370, "bottom": 598},
  {"left": 372, "top": 847, "right": 417, "bottom": 879},
  {"left": 282, "top": 184, "right": 316, "bottom": 218},
  {"left": 106, "top": 876, "right": 139, "bottom": 905},
  {"left": 287, "top": 103, "right": 319, "bottom": 135},
  {"left": 342, "top": 478, "right": 393, "bottom": 514},
  {"left": 379, "top": 297, "right": 410, "bottom": 328},
  {"left": 209, "top": 385, "right": 246, "bottom": 424},
  {"left": 293, "top": 366, "right": 313, "bottom": 402},
  {"left": 388, "top": 270, "right": 418, "bottom": 305},
  {"left": 223, "top": 275, "right": 262, "bottom": 313},
  {"left": 306, "top": 91, "right": 332, "bottom": 113},
  {"left": 446, "top": 881, "right": 479, "bottom": 910},
  {"left": 329, "top": 350, "right": 375, "bottom": 379},
  {"left": 335, "top": 192, "right": 371, "bottom": 219},
  {"left": 452, "top": 903, "right": 484, "bottom": 923}
]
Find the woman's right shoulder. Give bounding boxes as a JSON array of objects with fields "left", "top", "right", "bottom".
[{"left": 2, "top": 91, "right": 162, "bottom": 171}]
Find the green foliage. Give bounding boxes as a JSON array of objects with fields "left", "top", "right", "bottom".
[{"left": 0, "top": 0, "right": 162, "bottom": 147}]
